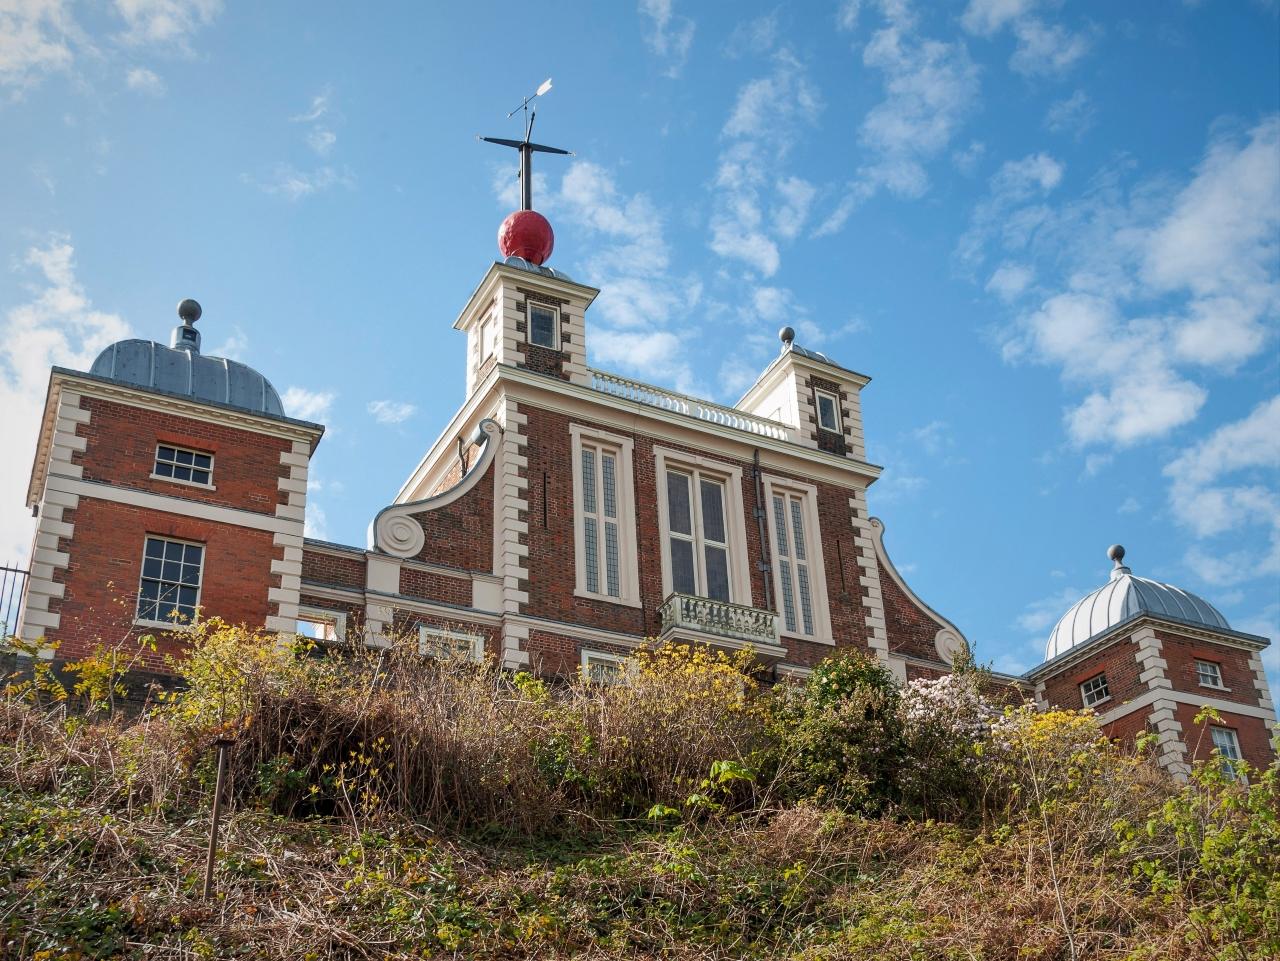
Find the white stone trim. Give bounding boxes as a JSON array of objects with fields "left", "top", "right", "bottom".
[
  {"left": 369, "top": 419, "right": 502, "bottom": 557},
  {"left": 849, "top": 496, "right": 904, "bottom": 681},
  {"left": 569, "top": 424, "right": 642, "bottom": 608},
  {"left": 495, "top": 398, "right": 531, "bottom": 668},
  {"left": 652, "top": 446, "right": 752, "bottom": 606},
  {"left": 45, "top": 475, "right": 303, "bottom": 536},
  {"left": 1247, "top": 652, "right": 1276, "bottom": 718},
  {"left": 761, "top": 473, "right": 834, "bottom": 645}
]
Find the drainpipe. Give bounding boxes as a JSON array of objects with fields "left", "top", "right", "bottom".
[{"left": 752, "top": 449, "right": 773, "bottom": 610}]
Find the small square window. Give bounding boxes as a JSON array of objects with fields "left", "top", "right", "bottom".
[
  {"left": 154, "top": 444, "right": 214, "bottom": 486},
  {"left": 1080, "top": 672, "right": 1110, "bottom": 707},
  {"left": 418, "top": 625, "right": 485, "bottom": 662},
  {"left": 815, "top": 390, "right": 841, "bottom": 432},
  {"left": 581, "top": 650, "right": 629, "bottom": 684},
  {"left": 528, "top": 303, "right": 559, "bottom": 350},
  {"left": 1196, "top": 660, "right": 1224, "bottom": 689},
  {"left": 136, "top": 535, "right": 203, "bottom": 624}
]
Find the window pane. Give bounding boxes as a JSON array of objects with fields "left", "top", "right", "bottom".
[
  {"left": 173, "top": 466, "right": 192, "bottom": 481},
  {"left": 700, "top": 479, "right": 725, "bottom": 544},
  {"left": 789, "top": 498, "right": 807, "bottom": 561},
  {"left": 145, "top": 538, "right": 165, "bottom": 559},
  {"left": 530, "top": 305, "right": 556, "bottom": 347},
  {"left": 581, "top": 448, "right": 597, "bottom": 514},
  {"left": 164, "top": 541, "right": 183, "bottom": 561},
  {"left": 193, "top": 453, "right": 212, "bottom": 469},
  {"left": 778, "top": 559, "right": 797, "bottom": 632},
  {"left": 191, "top": 470, "right": 210, "bottom": 485},
  {"left": 162, "top": 560, "right": 180, "bottom": 582},
  {"left": 178, "top": 586, "right": 197, "bottom": 608},
  {"left": 605, "top": 521, "right": 620, "bottom": 598},
  {"left": 138, "top": 600, "right": 158, "bottom": 621},
  {"left": 817, "top": 394, "right": 839, "bottom": 431},
  {"left": 704, "top": 545, "right": 730, "bottom": 601},
  {"left": 797, "top": 564, "right": 814, "bottom": 635},
  {"left": 139, "top": 580, "right": 159, "bottom": 600},
  {"left": 584, "top": 516, "right": 599, "bottom": 594},
  {"left": 184, "top": 544, "right": 203, "bottom": 564},
  {"left": 158, "top": 446, "right": 176, "bottom": 461},
  {"left": 670, "top": 538, "right": 696, "bottom": 595},
  {"left": 667, "top": 472, "right": 692, "bottom": 535},
  {"left": 772, "top": 495, "right": 789, "bottom": 556},
  {"left": 175, "top": 449, "right": 194, "bottom": 466},
  {"left": 155, "top": 462, "right": 174, "bottom": 477},
  {"left": 142, "top": 558, "right": 162, "bottom": 579},
  {"left": 602, "top": 453, "right": 617, "bottom": 519}
]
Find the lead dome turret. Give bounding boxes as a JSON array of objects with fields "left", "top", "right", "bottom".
[
  {"left": 88, "top": 299, "right": 288, "bottom": 418},
  {"left": 1044, "top": 545, "right": 1230, "bottom": 660}
]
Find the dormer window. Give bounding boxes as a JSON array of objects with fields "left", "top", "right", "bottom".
[
  {"left": 153, "top": 444, "right": 213, "bottom": 487},
  {"left": 528, "top": 303, "right": 559, "bottom": 350},
  {"left": 815, "top": 390, "right": 841, "bottom": 432}
]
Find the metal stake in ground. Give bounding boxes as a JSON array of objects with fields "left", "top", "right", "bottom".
[{"left": 202, "top": 737, "right": 235, "bottom": 901}]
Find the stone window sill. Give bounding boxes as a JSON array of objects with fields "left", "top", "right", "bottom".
[
  {"left": 1083, "top": 695, "right": 1112, "bottom": 709},
  {"left": 1198, "top": 683, "right": 1232, "bottom": 693},
  {"left": 134, "top": 619, "right": 196, "bottom": 633},
  {"left": 574, "top": 588, "right": 642, "bottom": 610}
]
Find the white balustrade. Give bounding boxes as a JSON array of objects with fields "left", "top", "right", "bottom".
[
  {"left": 590, "top": 369, "right": 794, "bottom": 442},
  {"left": 659, "top": 592, "right": 779, "bottom": 645}
]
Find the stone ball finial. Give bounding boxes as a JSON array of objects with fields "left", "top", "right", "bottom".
[
  {"left": 177, "top": 299, "right": 202, "bottom": 325},
  {"left": 1108, "top": 544, "right": 1125, "bottom": 564},
  {"left": 779, "top": 325, "right": 795, "bottom": 347}
]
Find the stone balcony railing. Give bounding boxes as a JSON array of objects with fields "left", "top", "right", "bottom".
[
  {"left": 590, "top": 369, "right": 795, "bottom": 442},
  {"left": 658, "top": 592, "right": 780, "bottom": 647}
]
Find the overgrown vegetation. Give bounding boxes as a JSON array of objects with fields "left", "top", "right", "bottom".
[{"left": 1, "top": 621, "right": 1276, "bottom": 959}]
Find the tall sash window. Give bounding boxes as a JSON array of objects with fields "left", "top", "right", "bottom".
[
  {"left": 772, "top": 490, "right": 815, "bottom": 635},
  {"left": 665, "top": 469, "right": 732, "bottom": 602},
  {"left": 571, "top": 425, "right": 640, "bottom": 606}
]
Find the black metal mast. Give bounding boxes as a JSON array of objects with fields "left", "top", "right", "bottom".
[{"left": 480, "top": 80, "right": 571, "bottom": 210}]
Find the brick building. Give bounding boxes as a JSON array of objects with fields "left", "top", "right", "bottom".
[{"left": 13, "top": 200, "right": 1276, "bottom": 775}]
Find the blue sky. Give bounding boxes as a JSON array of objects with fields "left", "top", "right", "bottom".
[{"left": 1, "top": 0, "right": 1277, "bottom": 684}]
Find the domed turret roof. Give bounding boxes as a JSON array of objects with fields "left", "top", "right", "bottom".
[
  {"left": 1045, "top": 545, "right": 1230, "bottom": 661},
  {"left": 88, "top": 300, "right": 286, "bottom": 418}
]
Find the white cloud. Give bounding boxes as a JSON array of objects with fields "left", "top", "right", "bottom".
[
  {"left": 912, "top": 419, "right": 952, "bottom": 455},
  {"left": 125, "top": 65, "right": 163, "bottom": 94},
  {"left": 817, "top": 5, "right": 980, "bottom": 234},
  {"left": 1015, "top": 586, "right": 1083, "bottom": 634},
  {"left": 985, "top": 262, "right": 1033, "bottom": 301},
  {"left": 725, "top": 13, "right": 777, "bottom": 57},
  {"left": 711, "top": 49, "right": 821, "bottom": 275},
  {"left": 291, "top": 88, "right": 331, "bottom": 124},
  {"left": 306, "top": 128, "right": 336, "bottom": 156},
  {"left": 1117, "top": 495, "right": 1141, "bottom": 514},
  {"left": 281, "top": 386, "right": 335, "bottom": 422},
  {"left": 114, "top": 0, "right": 222, "bottom": 46},
  {"left": 1044, "top": 90, "right": 1095, "bottom": 138},
  {"left": 638, "top": 0, "right": 695, "bottom": 78},
  {"left": 0, "top": 0, "right": 76, "bottom": 92},
  {"left": 961, "top": 0, "right": 1091, "bottom": 77},
  {"left": 304, "top": 502, "right": 328, "bottom": 540},
  {"left": 208, "top": 325, "right": 247, "bottom": 360},
  {"left": 0, "top": 236, "right": 130, "bottom": 561},
  {"left": 367, "top": 399, "right": 416, "bottom": 424},
  {"left": 836, "top": 0, "right": 863, "bottom": 31},
  {"left": 252, "top": 164, "right": 352, "bottom": 201},
  {"left": 969, "top": 118, "right": 1279, "bottom": 451}
]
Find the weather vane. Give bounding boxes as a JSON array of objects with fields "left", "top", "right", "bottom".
[{"left": 479, "top": 78, "right": 572, "bottom": 211}]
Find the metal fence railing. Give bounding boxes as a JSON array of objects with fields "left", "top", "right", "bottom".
[{"left": 1, "top": 563, "right": 29, "bottom": 640}]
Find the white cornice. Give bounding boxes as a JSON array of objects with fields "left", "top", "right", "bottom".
[
  {"left": 737, "top": 349, "right": 872, "bottom": 410},
  {"left": 452, "top": 262, "right": 601, "bottom": 332},
  {"left": 1098, "top": 687, "right": 1278, "bottom": 726}
]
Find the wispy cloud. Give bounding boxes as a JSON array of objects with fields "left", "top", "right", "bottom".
[
  {"left": 1044, "top": 90, "right": 1095, "bottom": 138},
  {"left": 0, "top": 236, "right": 130, "bottom": 560},
  {"left": 965, "top": 116, "right": 1279, "bottom": 450},
  {"left": 114, "top": 0, "right": 223, "bottom": 47},
  {"left": 817, "top": 1, "right": 980, "bottom": 234},
  {"left": 125, "top": 65, "right": 164, "bottom": 94},
  {"left": 251, "top": 164, "right": 352, "bottom": 201},
  {"left": 961, "top": 0, "right": 1092, "bottom": 77},
  {"left": 638, "top": 0, "right": 695, "bottom": 78},
  {"left": 367, "top": 399, "right": 417, "bottom": 424},
  {"left": 282, "top": 386, "right": 335, "bottom": 422}
]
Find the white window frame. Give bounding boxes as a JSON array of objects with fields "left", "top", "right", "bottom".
[
  {"left": 418, "top": 624, "right": 486, "bottom": 662},
  {"left": 1079, "top": 672, "right": 1110, "bottom": 708},
  {"left": 761, "top": 475, "right": 834, "bottom": 645},
  {"left": 151, "top": 443, "right": 215, "bottom": 489},
  {"left": 296, "top": 606, "right": 347, "bottom": 646},
  {"left": 653, "top": 447, "right": 751, "bottom": 605},
  {"left": 526, "top": 301, "right": 560, "bottom": 350},
  {"left": 1209, "top": 726, "right": 1246, "bottom": 780},
  {"left": 814, "top": 389, "right": 841, "bottom": 433},
  {"left": 135, "top": 535, "right": 204, "bottom": 629},
  {"left": 1196, "top": 659, "right": 1226, "bottom": 690},
  {"left": 570, "top": 425, "right": 641, "bottom": 608},
  {"left": 580, "top": 649, "right": 631, "bottom": 684}
]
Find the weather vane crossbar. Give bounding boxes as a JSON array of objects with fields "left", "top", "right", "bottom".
[{"left": 479, "top": 77, "right": 572, "bottom": 211}]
